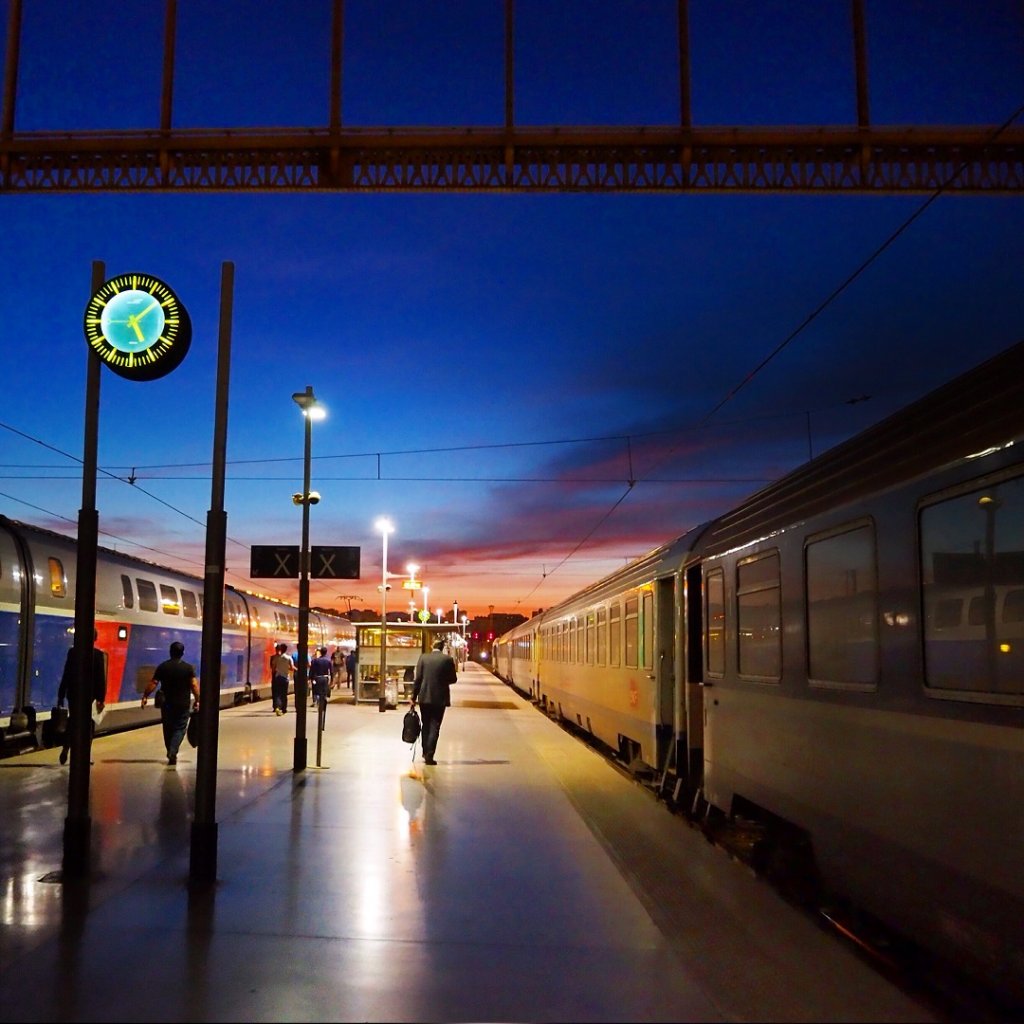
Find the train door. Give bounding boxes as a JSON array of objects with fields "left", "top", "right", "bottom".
[
  {"left": 682, "top": 561, "right": 704, "bottom": 797},
  {"left": 0, "top": 521, "right": 32, "bottom": 725},
  {"left": 654, "top": 576, "right": 675, "bottom": 771}
]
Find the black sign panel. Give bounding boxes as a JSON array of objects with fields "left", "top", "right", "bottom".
[
  {"left": 250, "top": 545, "right": 300, "bottom": 578},
  {"left": 311, "top": 545, "right": 361, "bottom": 579}
]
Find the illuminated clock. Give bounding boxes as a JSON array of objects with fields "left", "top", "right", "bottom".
[{"left": 83, "top": 273, "right": 192, "bottom": 381}]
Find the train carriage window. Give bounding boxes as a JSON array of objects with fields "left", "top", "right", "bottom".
[
  {"left": 586, "top": 612, "right": 595, "bottom": 664},
  {"left": 921, "top": 477, "right": 1024, "bottom": 698},
  {"left": 1003, "top": 589, "right": 1024, "bottom": 623},
  {"left": 181, "top": 589, "right": 199, "bottom": 618},
  {"left": 120, "top": 574, "right": 134, "bottom": 609},
  {"left": 933, "top": 597, "right": 963, "bottom": 628},
  {"left": 48, "top": 558, "right": 67, "bottom": 598},
  {"left": 160, "top": 585, "right": 180, "bottom": 615},
  {"left": 137, "top": 578, "right": 158, "bottom": 613},
  {"left": 737, "top": 551, "right": 781, "bottom": 680},
  {"left": 642, "top": 591, "right": 654, "bottom": 670},
  {"left": 624, "top": 597, "right": 639, "bottom": 668},
  {"left": 596, "top": 607, "right": 607, "bottom": 665},
  {"left": 705, "top": 570, "right": 725, "bottom": 676},
  {"left": 806, "top": 523, "right": 878, "bottom": 688},
  {"left": 609, "top": 602, "right": 621, "bottom": 666}
]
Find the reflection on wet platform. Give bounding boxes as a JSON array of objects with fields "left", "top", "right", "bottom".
[{"left": 0, "top": 664, "right": 935, "bottom": 1022}]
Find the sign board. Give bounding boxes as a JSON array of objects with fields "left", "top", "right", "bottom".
[
  {"left": 310, "top": 545, "right": 361, "bottom": 580},
  {"left": 250, "top": 545, "right": 300, "bottom": 578},
  {"left": 418, "top": 609, "right": 431, "bottom": 622},
  {"left": 402, "top": 579, "right": 422, "bottom": 590}
]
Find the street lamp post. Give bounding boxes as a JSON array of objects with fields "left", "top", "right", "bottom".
[
  {"left": 436, "top": 607, "right": 444, "bottom": 624},
  {"left": 422, "top": 586, "right": 429, "bottom": 621},
  {"left": 292, "top": 386, "right": 324, "bottom": 773},
  {"left": 375, "top": 517, "right": 394, "bottom": 712},
  {"left": 452, "top": 600, "right": 458, "bottom": 626}
]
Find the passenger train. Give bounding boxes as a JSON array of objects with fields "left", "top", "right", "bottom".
[
  {"left": 0, "top": 518, "right": 355, "bottom": 748},
  {"left": 494, "top": 339, "right": 1024, "bottom": 1005}
]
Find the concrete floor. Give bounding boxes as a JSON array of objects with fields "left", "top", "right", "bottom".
[{"left": 0, "top": 664, "right": 935, "bottom": 1022}]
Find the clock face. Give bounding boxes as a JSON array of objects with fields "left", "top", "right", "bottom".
[{"left": 84, "top": 273, "right": 192, "bottom": 381}]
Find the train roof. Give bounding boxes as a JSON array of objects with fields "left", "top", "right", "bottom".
[
  {"left": 0, "top": 514, "right": 336, "bottom": 616},
  {"left": 502, "top": 523, "right": 711, "bottom": 635},
  {"left": 699, "top": 337, "right": 1024, "bottom": 555}
]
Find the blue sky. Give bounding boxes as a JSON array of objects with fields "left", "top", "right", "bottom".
[{"left": 1, "top": 0, "right": 1021, "bottom": 617}]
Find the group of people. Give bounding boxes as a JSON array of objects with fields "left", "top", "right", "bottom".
[
  {"left": 57, "top": 634, "right": 459, "bottom": 769},
  {"left": 269, "top": 643, "right": 356, "bottom": 715}
]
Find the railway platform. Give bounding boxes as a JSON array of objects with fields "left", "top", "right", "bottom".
[{"left": 0, "top": 663, "right": 936, "bottom": 1022}]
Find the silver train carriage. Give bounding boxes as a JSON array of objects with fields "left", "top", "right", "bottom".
[
  {"left": 493, "top": 338, "right": 1024, "bottom": 1004},
  {"left": 0, "top": 517, "right": 355, "bottom": 747}
]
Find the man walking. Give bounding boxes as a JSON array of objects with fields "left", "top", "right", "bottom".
[
  {"left": 270, "top": 643, "right": 294, "bottom": 715},
  {"left": 57, "top": 629, "right": 107, "bottom": 766},
  {"left": 410, "top": 638, "right": 458, "bottom": 765},
  {"left": 141, "top": 641, "right": 199, "bottom": 766}
]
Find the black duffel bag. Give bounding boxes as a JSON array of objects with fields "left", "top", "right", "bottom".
[
  {"left": 51, "top": 705, "right": 69, "bottom": 735},
  {"left": 402, "top": 708, "right": 421, "bottom": 744},
  {"left": 186, "top": 710, "right": 200, "bottom": 748}
]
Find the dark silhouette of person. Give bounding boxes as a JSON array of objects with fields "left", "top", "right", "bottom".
[
  {"left": 345, "top": 648, "right": 356, "bottom": 688},
  {"left": 310, "top": 646, "right": 332, "bottom": 704},
  {"left": 57, "top": 629, "right": 107, "bottom": 766},
  {"left": 410, "top": 639, "right": 458, "bottom": 765},
  {"left": 141, "top": 641, "right": 199, "bottom": 765}
]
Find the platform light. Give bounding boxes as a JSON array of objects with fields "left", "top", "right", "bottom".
[
  {"left": 375, "top": 517, "right": 395, "bottom": 713},
  {"left": 290, "top": 385, "right": 324, "bottom": 772}
]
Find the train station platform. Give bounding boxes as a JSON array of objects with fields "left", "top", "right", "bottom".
[{"left": 0, "top": 663, "right": 937, "bottom": 1022}]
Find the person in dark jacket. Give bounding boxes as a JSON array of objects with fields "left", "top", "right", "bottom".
[
  {"left": 310, "top": 646, "right": 332, "bottom": 705},
  {"left": 410, "top": 639, "right": 458, "bottom": 765},
  {"left": 57, "top": 629, "right": 107, "bottom": 766},
  {"left": 141, "top": 641, "right": 199, "bottom": 765}
]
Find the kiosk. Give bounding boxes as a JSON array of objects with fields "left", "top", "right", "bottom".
[{"left": 349, "top": 622, "right": 459, "bottom": 705}]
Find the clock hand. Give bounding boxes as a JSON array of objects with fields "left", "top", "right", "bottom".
[
  {"left": 135, "top": 300, "right": 160, "bottom": 321},
  {"left": 127, "top": 314, "right": 145, "bottom": 343}
]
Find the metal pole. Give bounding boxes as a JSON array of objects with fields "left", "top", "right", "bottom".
[
  {"left": 852, "top": 0, "right": 870, "bottom": 130},
  {"left": 2, "top": 0, "right": 23, "bottom": 140},
  {"left": 160, "top": 0, "right": 177, "bottom": 131},
  {"left": 158, "top": 0, "right": 177, "bottom": 183},
  {"left": 677, "top": 0, "right": 691, "bottom": 128},
  {"left": 294, "top": 392, "right": 313, "bottom": 772},
  {"left": 316, "top": 698, "right": 325, "bottom": 767},
  {"left": 190, "top": 261, "right": 233, "bottom": 886},
  {"left": 330, "top": 0, "right": 344, "bottom": 130},
  {"left": 378, "top": 530, "right": 388, "bottom": 712},
  {"left": 504, "top": 0, "right": 514, "bottom": 130},
  {"left": 63, "top": 259, "right": 105, "bottom": 879}
]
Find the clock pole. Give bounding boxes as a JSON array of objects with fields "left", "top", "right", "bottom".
[{"left": 63, "top": 259, "right": 104, "bottom": 880}]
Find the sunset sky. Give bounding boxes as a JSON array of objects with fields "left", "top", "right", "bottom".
[{"left": 0, "top": 0, "right": 1021, "bottom": 619}]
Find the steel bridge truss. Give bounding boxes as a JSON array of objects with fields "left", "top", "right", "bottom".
[{"left": 0, "top": 125, "right": 1020, "bottom": 194}]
